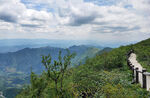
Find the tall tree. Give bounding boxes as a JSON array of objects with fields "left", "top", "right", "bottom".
[{"left": 41, "top": 49, "right": 75, "bottom": 95}]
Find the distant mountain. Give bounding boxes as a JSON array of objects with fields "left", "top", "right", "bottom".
[
  {"left": 70, "top": 45, "right": 100, "bottom": 65},
  {"left": 0, "top": 45, "right": 100, "bottom": 74},
  {"left": 19, "top": 38, "right": 149, "bottom": 98},
  {"left": 0, "top": 45, "right": 45, "bottom": 53},
  {"left": 0, "top": 39, "right": 104, "bottom": 53},
  {"left": 0, "top": 39, "right": 70, "bottom": 47},
  {"left": 97, "top": 47, "right": 113, "bottom": 54},
  {"left": 0, "top": 45, "right": 102, "bottom": 97}
]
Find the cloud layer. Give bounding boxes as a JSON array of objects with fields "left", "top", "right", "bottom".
[{"left": 0, "top": 0, "right": 150, "bottom": 46}]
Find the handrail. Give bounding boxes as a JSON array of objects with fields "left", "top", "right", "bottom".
[{"left": 127, "top": 50, "right": 150, "bottom": 91}]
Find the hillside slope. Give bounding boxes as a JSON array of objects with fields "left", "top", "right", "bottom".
[
  {"left": 130, "top": 38, "right": 150, "bottom": 71},
  {"left": 0, "top": 45, "right": 101, "bottom": 98},
  {"left": 16, "top": 38, "right": 150, "bottom": 98},
  {"left": 0, "top": 45, "right": 100, "bottom": 74}
]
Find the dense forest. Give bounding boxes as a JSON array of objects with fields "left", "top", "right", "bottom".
[{"left": 16, "top": 38, "right": 150, "bottom": 98}]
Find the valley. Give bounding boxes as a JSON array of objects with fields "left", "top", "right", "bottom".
[{"left": 0, "top": 45, "right": 106, "bottom": 98}]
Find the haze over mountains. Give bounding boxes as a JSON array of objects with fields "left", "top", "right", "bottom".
[
  {"left": 0, "top": 45, "right": 102, "bottom": 74},
  {"left": 0, "top": 41, "right": 113, "bottom": 97},
  {"left": 1, "top": 38, "right": 150, "bottom": 98},
  {"left": 0, "top": 39, "right": 113, "bottom": 98},
  {"left": 0, "top": 39, "right": 132, "bottom": 53},
  {"left": 0, "top": 39, "right": 103, "bottom": 53}
]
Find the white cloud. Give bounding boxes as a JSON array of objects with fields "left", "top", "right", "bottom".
[
  {"left": 0, "top": 0, "right": 150, "bottom": 47},
  {"left": 0, "top": 0, "right": 25, "bottom": 23}
]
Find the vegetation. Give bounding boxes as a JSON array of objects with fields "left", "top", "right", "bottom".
[
  {"left": 0, "top": 46, "right": 99, "bottom": 98},
  {"left": 0, "top": 73, "right": 29, "bottom": 98},
  {"left": 16, "top": 38, "right": 150, "bottom": 98},
  {"left": 0, "top": 45, "right": 99, "bottom": 74},
  {"left": 131, "top": 38, "right": 150, "bottom": 71}
]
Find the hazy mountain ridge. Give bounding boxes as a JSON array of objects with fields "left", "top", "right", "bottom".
[
  {"left": 16, "top": 38, "right": 150, "bottom": 98},
  {"left": 0, "top": 45, "right": 101, "bottom": 74},
  {"left": 0, "top": 45, "right": 104, "bottom": 97},
  {"left": 0, "top": 39, "right": 105, "bottom": 53}
]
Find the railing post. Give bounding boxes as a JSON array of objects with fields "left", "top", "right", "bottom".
[
  {"left": 142, "top": 69, "right": 147, "bottom": 89},
  {"left": 135, "top": 68, "right": 139, "bottom": 83},
  {"left": 127, "top": 59, "right": 129, "bottom": 66},
  {"left": 131, "top": 65, "right": 135, "bottom": 84},
  {"left": 131, "top": 65, "right": 134, "bottom": 79},
  {"left": 128, "top": 62, "right": 132, "bottom": 70}
]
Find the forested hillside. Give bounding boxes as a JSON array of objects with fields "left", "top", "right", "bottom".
[
  {"left": 131, "top": 38, "right": 150, "bottom": 71},
  {"left": 16, "top": 38, "right": 150, "bottom": 98},
  {"left": 0, "top": 45, "right": 101, "bottom": 98},
  {"left": 0, "top": 45, "right": 100, "bottom": 74}
]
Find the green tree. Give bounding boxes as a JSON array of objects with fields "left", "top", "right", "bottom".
[{"left": 41, "top": 50, "right": 75, "bottom": 96}]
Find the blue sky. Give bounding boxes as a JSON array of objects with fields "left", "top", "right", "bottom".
[{"left": 0, "top": 0, "right": 150, "bottom": 46}]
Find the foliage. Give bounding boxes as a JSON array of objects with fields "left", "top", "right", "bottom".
[
  {"left": 131, "top": 38, "right": 150, "bottom": 71},
  {"left": 41, "top": 50, "right": 75, "bottom": 95},
  {"left": 17, "top": 50, "right": 76, "bottom": 98},
  {"left": 0, "top": 45, "right": 99, "bottom": 74},
  {"left": 17, "top": 38, "right": 150, "bottom": 98}
]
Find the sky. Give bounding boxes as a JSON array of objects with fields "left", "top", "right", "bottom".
[{"left": 0, "top": 0, "right": 150, "bottom": 46}]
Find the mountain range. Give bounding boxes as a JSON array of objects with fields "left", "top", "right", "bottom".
[
  {"left": 0, "top": 39, "right": 104, "bottom": 53},
  {"left": 15, "top": 38, "right": 150, "bottom": 98},
  {"left": 0, "top": 43, "right": 113, "bottom": 97},
  {"left": 0, "top": 45, "right": 104, "bottom": 74}
]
